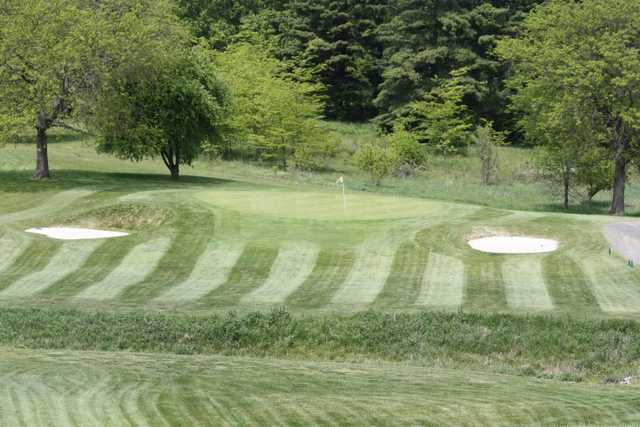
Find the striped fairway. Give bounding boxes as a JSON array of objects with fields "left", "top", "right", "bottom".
[
  {"left": 502, "top": 256, "right": 553, "bottom": 311},
  {"left": 155, "top": 242, "right": 244, "bottom": 303},
  {"left": 243, "top": 244, "right": 319, "bottom": 305},
  {"left": 0, "top": 240, "right": 103, "bottom": 298},
  {"left": 331, "top": 237, "right": 397, "bottom": 307},
  {"left": 577, "top": 253, "right": 640, "bottom": 313},
  {"left": 464, "top": 257, "right": 508, "bottom": 311},
  {"left": 417, "top": 252, "right": 464, "bottom": 308},
  {"left": 0, "top": 232, "right": 30, "bottom": 274},
  {"left": 75, "top": 238, "right": 172, "bottom": 300},
  {"left": 285, "top": 249, "right": 355, "bottom": 308}
]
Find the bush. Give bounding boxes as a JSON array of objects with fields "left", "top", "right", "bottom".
[
  {"left": 354, "top": 143, "right": 397, "bottom": 185},
  {"left": 387, "top": 127, "right": 428, "bottom": 177}
]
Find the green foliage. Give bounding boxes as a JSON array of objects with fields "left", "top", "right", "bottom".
[
  {"left": 374, "top": 0, "right": 542, "bottom": 131},
  {"left": 213, "top": 42, "right": 332, "bottom": 170},
  {"left": 93, "top": 46, "right": 229, "bottom": 178},
  {"left": 473, "top": 122, "right": 504, "bottom": 185},
  {"left": 277, "top": 0, "right": 387, "bottom": 121},
  {"left": 354, "top": 143, "right": 396, "bottom": 185},
  {"left": 0, "top": 0, "right": 188, "bottom": 176},
  {"left": 496, "top": 0, "right": 640, "bottom": 214},
  {"left": 176, "top": 0, "right": 282, "bottom": 49},
  {"left": 386, "top": 126, "right": 427, "bottom": 177},
  {"left": 404, "top": 68, "right": 476, "bottom": 154}
]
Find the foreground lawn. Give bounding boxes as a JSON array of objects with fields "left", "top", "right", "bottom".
[{"left": 1, "top": 348, "right": 639, "bottom": 426}]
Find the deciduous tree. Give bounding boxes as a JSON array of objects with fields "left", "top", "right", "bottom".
[{"left": 497, "top": 0, "right": 640, "bottom": 215}]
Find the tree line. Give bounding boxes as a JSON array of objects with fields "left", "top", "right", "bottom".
[{"left": 1, "top": 0, "right": 640, "bottom": 215}]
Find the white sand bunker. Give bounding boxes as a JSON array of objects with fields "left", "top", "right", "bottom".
[
  {"left": 469, "top": 236, "right": 558, "bottom": 254},
  {"left": 26, "top": 227, "right": 129, "bottom": 241}
]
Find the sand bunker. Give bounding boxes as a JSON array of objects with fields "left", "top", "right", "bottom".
[
  {"left": 26, "top": 227, "right": 129, "bottom": 241},
  {"left": 469, "top": 236, "right": 558, "bottom": 254}
]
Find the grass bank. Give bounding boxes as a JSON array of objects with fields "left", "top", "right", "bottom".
[{"left": 3, "top": 307, "right": 639, "bottom": 383}]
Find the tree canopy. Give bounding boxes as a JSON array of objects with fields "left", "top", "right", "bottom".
[
  {"left": 497, "top": 0, "right": 640, "bottom": 215},
  {"left": 0, "top": 0, "right": 187, "bottom": 178},
  {"left": 94, "top": 46, "right": 229, "bottom": 179}
]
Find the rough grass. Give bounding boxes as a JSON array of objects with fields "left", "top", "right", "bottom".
[
  {"left": 0, "top": 307, "right": 639, "bottom": 383},
  {"left": 60, "top": 203, "right": 171, "bottom": 230}
]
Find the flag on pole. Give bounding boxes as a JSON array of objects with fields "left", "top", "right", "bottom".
[{"left": 336, "top": 176, "right": 347, "bottom": 214}]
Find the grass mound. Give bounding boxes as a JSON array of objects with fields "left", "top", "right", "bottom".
[
  {"left": 1, "top": 307, "right": 639, "bottom": 383},
  {"left": 61, "top": 203, "right": 171, "bottom": 231}
]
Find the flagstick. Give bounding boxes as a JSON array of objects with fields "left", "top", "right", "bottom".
[{"left": 342, "top": 181, "right": 347, "bottom": 215}]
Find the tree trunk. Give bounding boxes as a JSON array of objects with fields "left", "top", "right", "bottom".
[
  {"left": 169, "top": 163, "right": 180, "bottom": 180},
  {"left": 161, "top": 146, "right": 180, "bottom": 180},
  {"left": 33, "top": 112, "right": 50, "bottom": 180},
  {"left": 563, "top": 163, "right": 570, "bottom": 210},
  {"left": 610, "top": 154, "right": 626, "bottom": 216},
  {"left": 281, "top": 145, "right": 287, "bottom": 171}
]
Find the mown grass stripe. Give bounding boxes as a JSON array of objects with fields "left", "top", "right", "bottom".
[
  {"left": 373, "top": 241, "right": 428, "bottom": 308},
  {"left": 0, "top": 232, "right": 31, "bottom": 275},
  {"left": 155, "top": 242, "right": 244, "bottom": 303},
  {"left": 0, "top": 240, "right": 103, "bottom": 298},
  {"left": 285, "top": 248, "right": 355, "bottom": 308},
  {"left": 575, "top": 252, "right": 640, "bottom": 313},
  {"left": 0, "top": 238, "right": 61, "bottom": 292},
  {"left": 463, "top": 256, "right": 508, "bottom": 312},
  {"left": 417, "top": 252, "right": 464, "bottom": 308},
  {"left": 331, "top": 239, "right": 397, "bottom": 307},
  {"left": 40, "top": 237, "right": 140, "bottom": 298},
  {"left": 118, "top": 209, "right": 215, "bottom": 303},
  {"left": 0, "top": 189, "right": 95, "bottom": 226},
  {"left": 199, "top": 244, "right": 279, "bottom": 307},
  {"left": 502, "top": 256, "right": 553, "bottom": 312},
  {"left": 542, "top": 253, "right": 601, "bottom": 313},
  {"left": 75, "top": 237, "right": 172, "bottom": 300},
  {"left": 242, "top": 243, "right": 319, "bottom": 305}
]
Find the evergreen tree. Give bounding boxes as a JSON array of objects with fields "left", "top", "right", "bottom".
[
  {"left": 374, "top": 0, "right": 542, "bottom": 132},
  {"left": 262, "top": 0, "right": 387, "bottom": 121}
]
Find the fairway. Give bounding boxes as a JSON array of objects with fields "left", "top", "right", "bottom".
[
  {"left": 1, "top": 348, "right": 639, "bottom": 426},
  {"left": 0, "top": 172, "right": 639, "bottom": 317}
]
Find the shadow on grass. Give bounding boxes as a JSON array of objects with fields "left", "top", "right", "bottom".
[{"left": 0, "top": 169, "right": 236, "bottom": 193}]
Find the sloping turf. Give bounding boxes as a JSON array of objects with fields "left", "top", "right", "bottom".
[{"left": 1, "top": 348, "right": 638, "bottom": 426}]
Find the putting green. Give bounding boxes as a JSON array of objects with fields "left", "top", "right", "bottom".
[{"left": 195, "top": 189, "right": 452, "bottom": 220}]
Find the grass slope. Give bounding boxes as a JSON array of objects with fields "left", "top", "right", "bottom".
[{"left": 1, "top": 348, "right": 639, "bottom": 426}]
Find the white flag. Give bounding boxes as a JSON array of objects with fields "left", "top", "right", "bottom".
[{"left": 336, "top": 176, "right": 344, "bottom": 185}]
